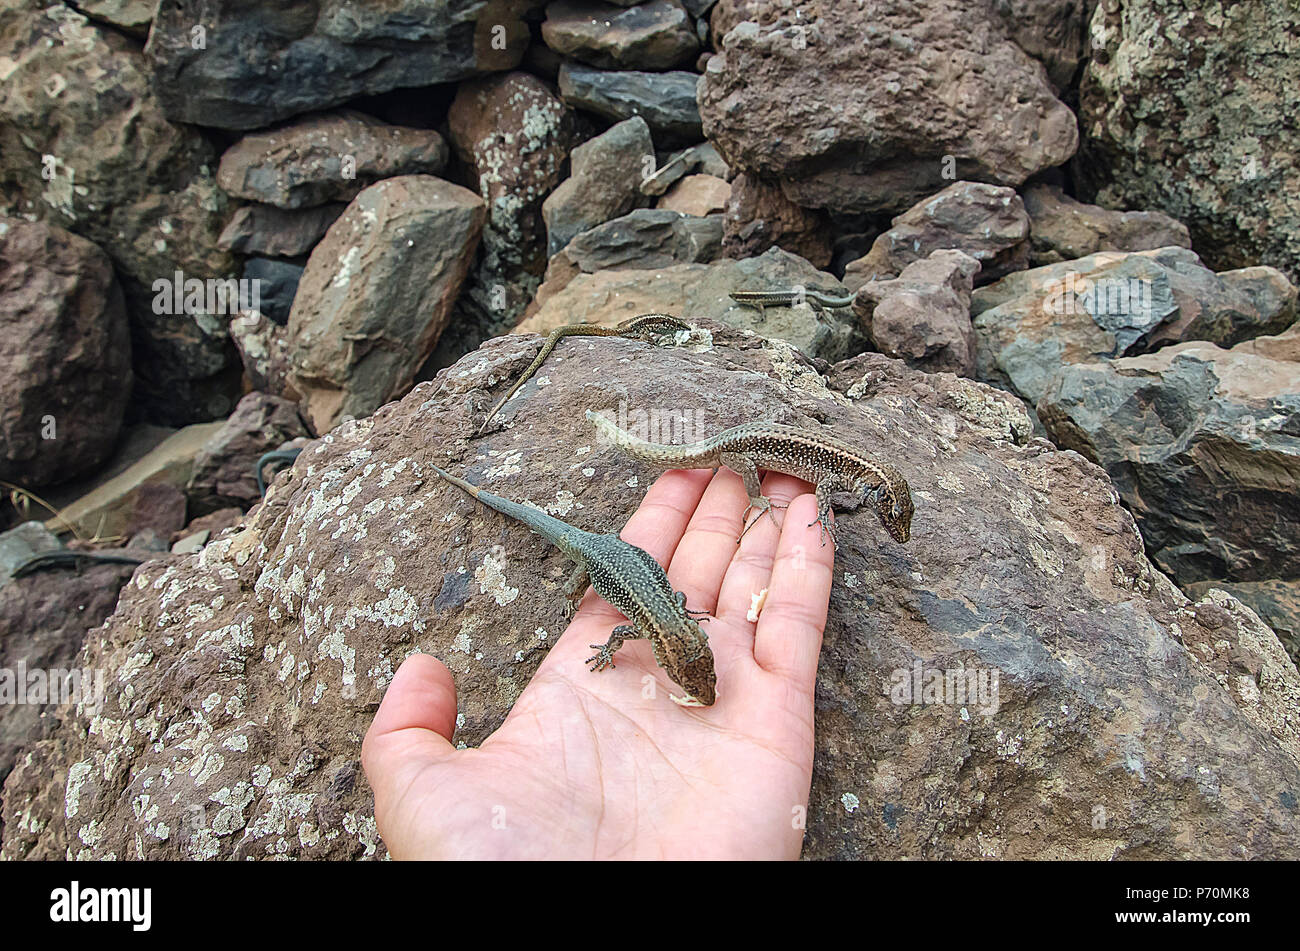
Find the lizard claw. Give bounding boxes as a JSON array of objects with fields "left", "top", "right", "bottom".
[{"left": 586, "top": 646, "right": 616, "bottom": 671}]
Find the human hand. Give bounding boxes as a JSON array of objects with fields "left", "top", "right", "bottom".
[{"left": 363, "top": 467, "right": 835, "bottom": 859}]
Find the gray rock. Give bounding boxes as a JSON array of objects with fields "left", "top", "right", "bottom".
[
  {"left": 217, "top": 112, "right": 449, "bottom": 211},
  {"left": 542, "top": 0, "right": 699, "bottom": 69},
  {"left": 144, "top": 0, "right": 534, "bottom": 129},
  {"left": 74, "top": 0, "right": 155, "bottom": 34},
  {"left": 1022, "top": 183, "right": 1193, "bottom": 266},
  {"left": 853, "top": 250, "right": 981, "bottom": 376},
  {"left": 8, "top": 328, "right": 1300, "bottom": 860},
  {"left": 217, "top": 204, "right": 346, "bottom": 258},
  {"left": 241, "top": 259, "right": 304, "bottom": 326},
  {"left": 559, "top": 63, "right": 703, "bottom": 143},
  {"left": 288, "top": 176, "right": 486, "bottom": 433},
  {"left": 0, "top": 220, "right": 131, "bottom": 488},
  {"left": 1077, "top": 0, "right": 1300, "bottom": 282},
  {"left": 1038, "top": 325, "right": 1300, "bottom": 586},
  {"left": 972, "top": 248, "right": 1298, "bottom": 406},
  {"left": 0, "top": 522, "right": 62, "bottom": 583},
  {"left": 844, "top": 181, "right": 1030, "bottom": 287},
  {"left": 640, "top": 142, "right": 729, "bottom": 197},
  {"left": 542, "top": 117, "right": 654, "bottom": 257}
]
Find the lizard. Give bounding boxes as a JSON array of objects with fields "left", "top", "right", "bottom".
[
  {"left": 427, "top": 464, "right": 717, "bottom": 706},
  {"left": 255, "top": 448, "right": 304, "bottom": 497},
  {"left": 477, "top": 314, "right": 691, "bottom": 434},
  {"left": 730, "top": 288, "right": 857, "bottom": 320},
  {"left": 11, "top": 549, "right": 147, "bottom": 578},
  {"left": 585, "top": 411, "right": 914, "bottom": 548}
]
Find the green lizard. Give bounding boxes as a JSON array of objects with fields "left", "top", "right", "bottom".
[{"left": 428, "top": 464, "right": 717, "bottom": 706}]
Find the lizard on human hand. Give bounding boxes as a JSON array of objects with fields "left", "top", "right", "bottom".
[
  {"left": 477, "top": 314, "right": 691, "bottom": 434},
  {"left": 585, "top": 412, "right": 914, "bottom": 548},
  {"left": 428, "top": 464, "right": 717, "bottom": 706},
  {"left": 729, "top": 288, "right": 857, "bottom": 321}
]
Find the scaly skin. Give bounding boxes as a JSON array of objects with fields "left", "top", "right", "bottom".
[
  {"left": 730, "top": 288, "right": 856, "bottom": 320},
  {"left": 428, "top": 464, "right": 717, "bottom": 705},
  {"left": 586, "top": 413, "right": 914, "bottom": 547},
  {"left": 478, "top": 314, "right": 691, "bottom": 433}
]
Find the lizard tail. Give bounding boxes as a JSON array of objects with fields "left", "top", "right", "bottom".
[
  {"left": 584, "top": 410, "right": 718, "bottom": 467},
  {"left": 429, "top": 464, "right": 482, "bottom": 499}
]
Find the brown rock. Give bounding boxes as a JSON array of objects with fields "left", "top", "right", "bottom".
[
  {"left": 542, "top": 0, "right": 699, "bottom": 69},
  {"left": 1182, "top": 581, "right": 1299, "bottom": 668},
  {"left": 657, "top": 174, "right": 731, "bottom": 217},
  {"left": 854, "top": 250, "right": 981, "bottom": 376},
  {"left": 721, "top": 173, "right": 832, "bottom": 268},
  {"left": 217, "top": 112, "right": 450, "bottom": 210},
  {"left": 288, "top": 176, "right": 486, "bottom": 433},
  {"left": 230, "top": 313, "right": 296, "bottom": 399},
  {"left": 1022, "top": 183, "right": 1193, "bottom": 266},
  {"left": 186, "top": 394, "right": 309, "bottom": 516},
  {"left": 845, "top": 181, "right": 1030, "bottom": 287},
  {"left": 0, "top": 219, "right": 131, "bottom": 488},
  {"left": 7, "top": 329, "right": 1299, "bottom": 860},
  {"left": 699, "top": 1, "right": 1078, "bottom": 214}
]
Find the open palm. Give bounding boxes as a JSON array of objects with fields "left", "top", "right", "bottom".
[{"left": 363, "top": 468, "right": 835, "bottom": 859}]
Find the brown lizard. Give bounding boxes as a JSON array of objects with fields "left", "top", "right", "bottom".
[
  {"left": 586, "top": 412, "right": 914, "bottom": 547},
  {"left": 478, "top": 314, "right": 691, "bottom": 433}
]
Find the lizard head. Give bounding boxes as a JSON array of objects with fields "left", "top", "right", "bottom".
[
  {"left": 670, "top": 635, "right": 717, "bottom": 707},
  {"left": 872, "top": 469, "right": 914, "bottom": 544}
]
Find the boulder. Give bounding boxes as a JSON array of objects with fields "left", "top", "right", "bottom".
[
  {"left": 658, "top": 175, "right": 731, "bottom": 217},
  {"left": 73, "top": 0, "right": 154, "bottom": 34},
  {"left": 1182, "top": 581, "right": 1299, "bottom": 668},
  {"left": 0, "top": 3, "right": 238, "bottom": 424},
  {"left": 558, "top": 64, "right": 703, "bottom": 143},
  {"left": 0, "top": 220, "right": 131, "bottom": 488},
  {"left": 288, "top": 176, "right": 486, "bottom": 433},
  {"left": 217, "top": 113, "right": 450, "bottom": 210},
  {"left": 1022, "top": 183, "right": 1192, "bottom": 266},
  {"left": 1077, "top": 0, "right": 1300, "bottom": 282},
  {"left": 230, "top": 314, "right": 295, "bottom": 399},
  {"left": 1038, "top": 325, "right": 1300, "bottom": 587},
  {"left": 520, "top": 246, "right": 867, "bottom": 362},
  {"left": 0, "top": 522, "right": 62, "bottom": 582},
  {"left": 186, "top": 394, "right": 310, "bottom": 516},
  {"left": 972, "top": 247, "right": 1298, "bottom": 406},
  {"left": 6, "top": 328, "right": 1299, "bottom": 860},
  {"left": 845, "top": 182, "right": 1030, "bottom": 286},
  {"left": 144, "top": 0, "right": 533, "bottom": 129},
  {"left": 542, "top": 117, "right": 654, "bottom": 257},
  {"left": 542, "top": 0, "right": 699, "bottom": 70},
  {"left": 698, "top": 1, "right": 1078, "bottom": 213},
  {"left": 853, "top": 250, "right": 981, "bottom": 376}
]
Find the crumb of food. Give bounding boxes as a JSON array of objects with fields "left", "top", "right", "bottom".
[
  {"left": 747, "top": 587, "right": 770, "bottom": 622},
  {"left": 671, "top": 693, "right": 707, "bottom": 707}
]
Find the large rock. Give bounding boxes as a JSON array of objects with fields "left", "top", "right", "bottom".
[
  {"left": 217, "top": 113, "right": 449, "bottom": 210},
  {"left": 542, "top": 116, "right": 653, "bottom": 257},
  {"left": 0, "top": 219, "right": 131, "bottom": 488},
  {"left": 217, "top": 204, "right": 346, "bottom": 259},
  {"left": 186, "top": 394, "right": 310, "bottom": 516},
  {"left": 1022, "top": 183, "right": 1192, "bottom": 266},
  {"left": 144, "top": 0, "right": 534, "bottom": 130},
  {"left": 520, "top": 246, "right": 867, "bottom": 362},
  {"left": 699, "top": 1, "right": 1078, "bottom": 214},
  {"left": 1077, "top": 0, "right": 1300, "bottom": 281},
  {"left": 288, "top": 176, "right": 486, "bottom": 433},
  {"left": 972, "top": 247, "right": 1298, "bottom": 405},
  {"left": 542, "top": 0, "right": 699, "bottom": 69},
  {"left": 5, "top": 327, "right": 1299, "bottom": 860},
  {"left": 558, "top": 64, "right": 703, "bottom": 143},
  {"left": 845, "top": 181, "right": 1030, "bottom": 286},
  {"left": 1183, "top": 580, "right": 1299, "bottom": 668},
  {"left": 1039, "top": 325, "right": 1300, "bottom": 587},
  {"left": 853, "top": 250, "right": 981, "bottom": 376},
  {"left": 0, "top": 3, "right": 238, "bottom": 424},
  {"left": 989, "top": 0, "right": 1090, "bottom": 92}
]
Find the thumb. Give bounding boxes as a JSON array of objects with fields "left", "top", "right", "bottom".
[{"left": 363, "top": 653, "right": 459, "bottom": 824}]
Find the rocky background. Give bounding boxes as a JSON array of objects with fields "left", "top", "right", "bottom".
[{"left": 0, "top": 0, "right": 1297, "bottom": 859}]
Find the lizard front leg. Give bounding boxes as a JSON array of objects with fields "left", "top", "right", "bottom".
[
  {"left": 562, "top": 562, "right": 591, "bottom": 618},
  {"left": 720, "top": 451, "right": 783, "bottom": 541},
  {"left": 587, "top": 624, "right": 643, "bottom": 671}
]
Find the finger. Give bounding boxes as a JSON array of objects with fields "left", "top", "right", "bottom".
[
  {"left": 751, "top": 493, "right": 835, "bottom": 685},
  {"left": 664, "top": 468, "right": 750, "bottom": 614},
  {"left": 363, "top": 654, "right": 459, "bottom": 811},
  {"left": 713, "top": 474, "right": 813, "bottom": 636}
]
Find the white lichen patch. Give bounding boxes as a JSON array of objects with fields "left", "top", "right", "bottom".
[{"left": 475, "top": 548, "right": 520, "bottom": 605}]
